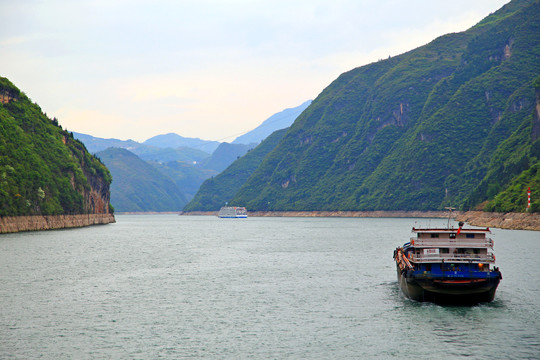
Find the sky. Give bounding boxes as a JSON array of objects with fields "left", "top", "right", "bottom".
[{"left": 0, "top": 0, "right": 510, "bottom": 142}]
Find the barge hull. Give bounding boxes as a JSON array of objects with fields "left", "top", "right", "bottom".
[{"left": 396, "top": 267, "right": 500, "bottom": 304}]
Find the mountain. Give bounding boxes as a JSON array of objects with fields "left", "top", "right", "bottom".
[
  {"left": 73, "top": 132, "right": 256, "bottom": 207},
  {"left": 73, "top": 132, "right": 142, "bottom": 153},
  {"left": 232, "top": 100, "right": 312, "bottom": 145},
  {"left": 135, "top": 146, "right": 209, "bottom": 164},
  {"left": 0, "top": 76, "right": 112, "bottom": 216},
  {"left": 74, "top": 132, "right": 210, "bottom": 164},
  {"left": 200, "top": 142, "right": 256, "bottom": 173},
  {"left": 228, "top": 0, "right": 540, "bottom": 212},
  {"left": 143, "top": 133, "right": 220, "bottom": 154},
  {"left": 149, "top": 160, "right": 218, "bottom": 201},
  {"left": 97, "top": 148, "right": 188, "bottom": 212},
  {"left": 184, "top": 128, "right": 288, "bottom": 211}
]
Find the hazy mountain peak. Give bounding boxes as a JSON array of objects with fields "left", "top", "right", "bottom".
[
  {"left": 232, "top": 100, "right": 312, "bottom": 145},
  {"left": 143, "top": 133, "right": 220, "bottom": 153}
]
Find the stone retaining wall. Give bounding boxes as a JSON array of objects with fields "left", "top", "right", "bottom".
[{"left": 0, "top": 214, "right": 116, "bottom": 234}]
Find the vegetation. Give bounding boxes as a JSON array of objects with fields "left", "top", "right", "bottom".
[
  {"left": 0, "top": 77, "right": 112, "bottom": 216},
  {"left": 224, "top": 0, "right": 540, "bottom": 213},
  {"left": 472, "top": 75, "right": 540, "bottom": 212}
]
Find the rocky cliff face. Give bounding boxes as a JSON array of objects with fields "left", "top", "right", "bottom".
[
  {"left": 0, "top": 86, "right": 19, "bottom": 104},
  {"left": 72, "top": 142, "right": 112, "bottom": 214},
  {"left": 84, "top": 170, "right": 112, "bottom": 214}
]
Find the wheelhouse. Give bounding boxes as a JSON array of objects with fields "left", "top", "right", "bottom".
[{"left": 405, "top": 227, "right": 494, "bottom": 274}]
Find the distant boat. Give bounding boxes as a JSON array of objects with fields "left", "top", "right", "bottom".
[
  {"left": 393, "top": 222, "right": 502, "bottom": 304},
  {"left": 218, "top": 206, "right": 248, "bottom": 218}
]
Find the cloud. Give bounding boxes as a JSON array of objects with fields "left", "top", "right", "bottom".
[{"left": 0, "top": 0, "right": 511, "bottom": 141}]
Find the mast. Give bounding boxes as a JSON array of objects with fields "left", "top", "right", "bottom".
[{"left": 444, "top": 207, "right": 456, "bottom": 229}]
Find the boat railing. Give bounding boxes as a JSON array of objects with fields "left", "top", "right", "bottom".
[
  {"left": 410, "top": 237, "right": 493, "bottom": 249},
  {"left": 410, "top": 253, "right": 495, "bottom": 263}
]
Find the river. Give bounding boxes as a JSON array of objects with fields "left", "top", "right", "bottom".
[{"left": 1, "top": 215, "right": 538, "bottom": 359}]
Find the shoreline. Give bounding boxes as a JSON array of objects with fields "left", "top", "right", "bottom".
[
  {"left": 6, "top": 211, "right": 532, "bottom": 232},
  {"left": 180, "top": 210, "right": 540, "bottom": 231},
  {"left": 0, "top": 214, "right": 116, "bottom": 234},
  {"left": 180, "top": 210, "right": 454, "bottom": 218},
  {"left": 455, "top": 211, "right": 540, "bottom": 231}
]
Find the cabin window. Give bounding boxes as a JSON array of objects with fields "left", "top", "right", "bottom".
[
  {"left": 440, "top": 248, "right": 449, "bottom": 254},
  {"left": 466, "top": 234, "right": 475, "bottom": 239},
  {"left": 449, "top": 233, "right": 456, "bottom": 239},
  {"left": 430, "top": 233, "right": 439, "bottom": 238}
]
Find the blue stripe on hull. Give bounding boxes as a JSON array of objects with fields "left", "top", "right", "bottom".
[{"left": 396, "top": 265, "right": 501, "bottom": 304}]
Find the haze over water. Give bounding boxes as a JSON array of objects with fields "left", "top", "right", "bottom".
[{"left": 1, "top": 215, "right": 538, "bottom": 359}]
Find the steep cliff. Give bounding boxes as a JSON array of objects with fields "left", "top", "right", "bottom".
[
  {"left": 0, "top": 76, "right": 113, "bottom": 217},
  {"left": 470, "top": 75, "right": 540, "bottom": 212}
]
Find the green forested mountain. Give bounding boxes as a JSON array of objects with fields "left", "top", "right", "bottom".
[
  {"left": 97, "top": 148, "right": 188, "bottom": 212},
  {"left": 226, "top": 0, "right": 540, "bottom": 212},
  {"left": 184, "top": 128, "right": 288, "bottom": 211},
  {"left": 471, "top": 75, "right": 540, "bottom": 212},
  {"left": 0, "top": 77, "right": 112, "bottom": 216}
]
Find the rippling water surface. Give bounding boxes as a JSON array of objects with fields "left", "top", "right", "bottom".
[{"left": 1, "top": 215, "right": 539, "bottom": 359}]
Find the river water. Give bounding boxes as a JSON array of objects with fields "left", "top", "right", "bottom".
[{"left": 1, "top": 215, "right": 538, "bottom": 359}]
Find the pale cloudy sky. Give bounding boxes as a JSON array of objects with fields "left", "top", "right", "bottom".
[{"left": 1, "top": 0, "right": 510, "bottom": 142}]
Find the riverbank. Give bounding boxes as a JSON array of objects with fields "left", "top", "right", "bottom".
[
  {"left": 181, "top": 210, "right": 454, "bottom": 218},
  {"left": 0, "top": 214, "right": 116, "bottom": 234},
  {"left": 455, "top": 211, "right": 540, "bottom": 231},
  {"left": 181, "top": 210, "right": 540, "bottom": 230}
]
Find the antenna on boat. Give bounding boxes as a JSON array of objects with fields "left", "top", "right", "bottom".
[{"left": 444, "top": 207, "right": 456, "bottom": 229}]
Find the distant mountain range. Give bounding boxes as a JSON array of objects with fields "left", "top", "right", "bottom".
[
  {"left": 143, "top": 133, "right": 221, "bottom": 154},
  {"left": 73, "top": 132, "right": 212, "bottom": 164},
  {"left": 73, "top": 100, "right": 310, "bottom": 212}
]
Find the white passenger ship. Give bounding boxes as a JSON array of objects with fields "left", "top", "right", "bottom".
[{"left": 217, "top": 206, "right": 248, "bottom": 218}]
